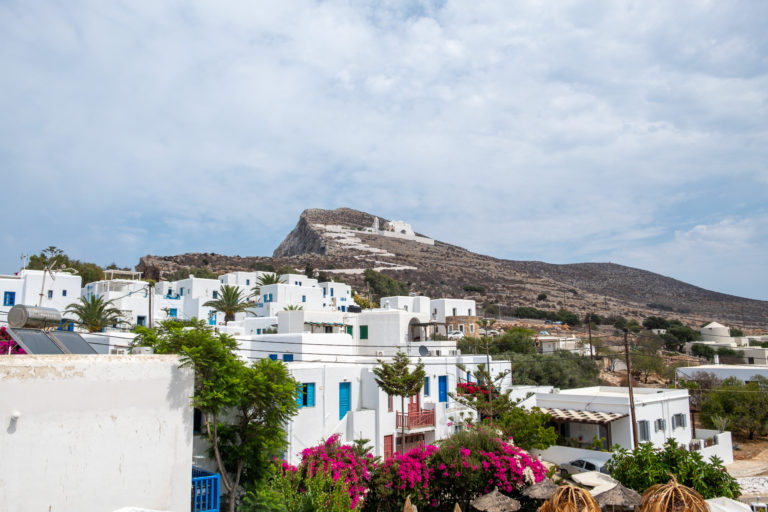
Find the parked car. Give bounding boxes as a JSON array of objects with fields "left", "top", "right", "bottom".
[
  {"left": 559, "top": 458, "right": 609, "bottom": 477},
  {"left": 447, "top": 331, "right": 464, "bottom": 340}
]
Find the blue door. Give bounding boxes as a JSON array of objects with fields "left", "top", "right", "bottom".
[
  {"left": 438, "top": 376, "right": 448, "bottom": 403},
  {"left": 339, "top": 382, "right": 351, "bottom": 420}
]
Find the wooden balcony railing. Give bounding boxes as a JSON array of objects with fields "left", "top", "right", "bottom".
[{"left": 396, "top": 409, "right": 435, "bottom": 430}]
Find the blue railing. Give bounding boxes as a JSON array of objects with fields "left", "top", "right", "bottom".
[{"left": 192, "top": 466, "right": 220, "bottom": 512}]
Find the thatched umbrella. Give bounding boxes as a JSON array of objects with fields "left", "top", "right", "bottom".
[
  {"left": 594, "top": 483, "right": 642, "bottom": 510},
  {"left": 538, "top": 484, "right": 601, "bottom": 512},
  {"left": 470, "top": 488, "right": 522, "bottom": 512},
  {"left": 637, "top": 477, "right": 707, "bottom": 512},
  {"left": 523, "top": 479, "right": 560, "bottom": 501}
]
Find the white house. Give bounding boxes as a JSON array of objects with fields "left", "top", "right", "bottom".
[
  {"left": 522, "top": 386, "right": 733, "bottom": 465},
  {"left": 431, "top": 298, "right": 476, "bottom": 323},
  {"left": 537, "top": 335, "right": 591, "bottom": 356},
  {"left": 0, "top": 269, "right": 82, "bottom": 321}
]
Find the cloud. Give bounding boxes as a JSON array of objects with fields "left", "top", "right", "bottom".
[{"left": 0, "top": 0, "right": 766, "bottom": 299}]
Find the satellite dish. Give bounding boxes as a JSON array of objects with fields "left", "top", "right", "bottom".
[{"left": 418, "top": 345, "right": 429, "bottom": 357}]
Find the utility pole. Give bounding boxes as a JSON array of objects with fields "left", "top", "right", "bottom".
[
  {"left": 624, "top": 328, "right": 639, "bottom": 447},
  {"left": 587, "top": 313, "right": 594, "bottom": 360},
  {"left": 148, "top": 283, "right": 153, "bottom": 329}
]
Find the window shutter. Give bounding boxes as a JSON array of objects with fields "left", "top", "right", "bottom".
[{"left": 307, "top": 383, "right": 315, "bottom": 407}]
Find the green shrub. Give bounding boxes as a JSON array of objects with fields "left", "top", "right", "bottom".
[{"left": 606, "top": 439, "right": 740, "bottom": 499}]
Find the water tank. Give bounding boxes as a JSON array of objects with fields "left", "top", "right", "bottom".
[{"left": 7, "top": 305, "right": 62, "bottom": 329}]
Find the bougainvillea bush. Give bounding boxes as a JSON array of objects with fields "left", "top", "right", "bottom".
[
  {"left": 278, "top": 434, "right": 377, "bottom": 510},
  {"left": 364, "top": 425, "right": 547, "bottom": 512},
  {"left": 0, "top": 327, "right": 25, "bottom": 355}
]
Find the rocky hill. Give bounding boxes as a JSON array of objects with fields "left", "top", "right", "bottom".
[{"left": 136, "top": 208, "right": 768, "bottom": 328}]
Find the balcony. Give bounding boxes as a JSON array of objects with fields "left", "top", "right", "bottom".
[
  {"left": 192, "top": 466, "right": 220, "bottom": 512},
  {"left": 396, "top": 409, "right": 435, "bottom": 430}
]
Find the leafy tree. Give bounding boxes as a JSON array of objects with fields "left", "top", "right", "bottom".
[
  {"left": 363, "top": 269, "right": 408, "bottom": 301},
  {"left": 555, "top": 308, "right": 580, "bottom": 326},
  {"left": 252, "top": 273, "right": 280, "bottom": 297},
  {"left": 165, "top": 267, "right": 219, "bottom": 281},
  {"left": 463, "top": 284, "right": 486, "bottom": 293},
  {"left": 64, "top": 295, "right": 124, "bottom": 332},
  {"left": 606, "top": 315, "right": 627, "bottom": 330},
  {"left": 606, "top": 439, "right": 740, "bottom": 498},
  {"left": 626, "top": 318, "right": 642, "bottom": 333},
  {"left": 133, "top": 321, "right": 299, "bottom": 512},
  {"left": 509, "top": 352, "right": 600, "bottom": 388},
  {"left": 352, "top": 292, "right": 375, "bottom": 309},
  {"left": 730, "top": 328, "right": 745, "bottom": 337},
  {"left": 372, "top": 351, "right": 426, "bottom": 455},
  {"left": 304, "top": 263, "right": 314, "bottom": 279},
  {"left": 701, "top": 376, "right": 768, "bottom": 439},
  {"left": 203, "top": 285, "right": 250, "bottom": 324},
  {"left": 679, "top": 372, "right": 722, "bottom": 411},
  {"left": 317, "top": 271, "right": 331, "bottom": 283},
  {"left": 28, "top": 246, "right": 104, "bottom": 285},
  {"left": 536, "top": 293, "right": 547, "bottom": 301},
  {"left": 494, "top": 327, "right": 537, "bottom": 354},
  {"left": 584, "top": 312, "right": 602, "bottom": 325},
  {"left": 630, "top": 352, "right": 665, "bottom": 383},
  {"left": 691, "top": 343, "right": 716, "bottom": 360},
  {"left": 642, "top": 316, "right": 669, "bottom": 330}
]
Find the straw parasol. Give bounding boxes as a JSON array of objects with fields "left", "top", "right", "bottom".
[
  {"left": 470, "top": 488, "right": 522, "bottom": 512},
  {"left": 523, "top": 479, "right": 560, "bottom": 501},
  {"left": 637, "top": 477, "right": 708, "bottom": 512},
  {"left": 594, "top": 483, "right": 642, "bottom": 510},
  {"left": 538, "top": 484, "right": 602, "bottom": 512}
]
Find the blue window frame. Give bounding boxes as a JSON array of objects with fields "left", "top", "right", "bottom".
[
  {"left": 212, "top": 290, "right": 218, "bottom": 299},
  {"left": 47, "top": 290, "right": 53, "bottom": 299},
  {"left": 331, "top": 288, "right": 334, "bottom": 297},
  {"left": 137, "top": 316, "right": 147, "bottom": 327},
  {"left": 3, "top": 291, "right": 16, "bottom": 306},
  {"left": 466, "top": 371, "right": 472, "bottom": 383},
  {"left": 438, "top": 376, "right": 448, "bottom": 403},
  {"left": 269, "top": 354, "right": 278, "bottom": 361},
  {"left": 62, "top": 290, "right": 67, "bottom": 297},
  {"left": 341, "top": 306, "right": 345, "bottom": 312},
  {"left": 246, "top": 279, "right": 250, "bottom": 285},
  {"left": 360, "top": 325, "right": 368, "bottom": 339},
  {"left": 256, "top": 328, "right": 262, "bottom": 335},
  {"left": 424, "top": 377, "right": 430, "bottom": 396},
  {"left": 282, "top": 354, "right": 294, "bottom": 362},
  {"left": 180, "top": 287, "right": 184, "bottom": 296},
  {"left": 323, "top": 288, "right": 327, "bottom": 297},
  {"left": 302, "top": 295, "right": 306, "bottom": 302},
  {"left": 169, "top": 308, "right": 177, "bottom": 318},
  {"left": 297, "top": 383, "right": 315, "bottom": 408},
  {"left": 208, "top": 312, "right": 217, "bottom": 326}
]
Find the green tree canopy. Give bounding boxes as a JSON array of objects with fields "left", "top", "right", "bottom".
[
  {"left": 701, "top": 376, "right": 768, "bottom": 439},
  {"left": 606, "top": 439, "right": 740, "bottom": 499},
  {"left": 509, "top": 352, "right": 600, "bottom": 388},
  {"left": 494, "top": 327, "right": 537, "bottom": 354},
  {"left": 133, "top": 321, "right": 299, "bottom": 512},
  {"left": 372, "top": 351, "right": 426, "bottom": 454},
  {"left": 28, "top": 246, "right": 104, "bottom": 285},
  {"left": 363, "top": 269, "right": 408, "bottom": 301},
  {"left": 65, "top": 295, "right": 124, "bottom": 332},
  {"left": 203, "top": 284, "right": 250, "bottom": 324}
]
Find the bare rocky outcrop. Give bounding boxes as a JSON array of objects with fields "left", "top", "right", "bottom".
[{"left": 135, "top": 207, "right": 768, "bottom": 328}]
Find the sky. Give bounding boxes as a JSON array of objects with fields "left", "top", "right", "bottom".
[{"left": 1, "top": 1, "right": 766, "bottom": 300}]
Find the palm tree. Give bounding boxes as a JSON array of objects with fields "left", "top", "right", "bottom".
[
  {"left": 283, "top": 305, "right": 303, "bottom": 311},
  {"left": 203, "top": 285, "right": 250, "bottom": 325},
  {"left": 251, "top": 273, "right": 280, "bottom": 297},
  {"left": 65, "top": 296, "right": 125, "bottom": 332}
]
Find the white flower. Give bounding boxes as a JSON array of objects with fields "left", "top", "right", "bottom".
[{"left": 523, "top": 466, "right": 535, "bottom": 485}]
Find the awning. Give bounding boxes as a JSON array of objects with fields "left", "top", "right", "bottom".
[{"left": 537, "top": 407, "right": 627, "bottom": 425}]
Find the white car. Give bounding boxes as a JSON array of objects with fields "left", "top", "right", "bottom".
[
  {"left": 447, "top": 331, "right": 464, "bottom": 340},
  {"left": 559, "top": 458, "right": 610, "bottom": 477}
]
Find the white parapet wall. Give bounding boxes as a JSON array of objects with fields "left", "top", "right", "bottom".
[{"left": 0, "top": 355, "right": 194, "bottom": 512}]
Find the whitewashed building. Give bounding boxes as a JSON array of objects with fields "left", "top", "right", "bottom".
[
  {"left": 0, "top": 269, "right": 82, "bottom": 321},
  {"left": 522, "top": 386, "right": 733, "bottom": 465}
]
